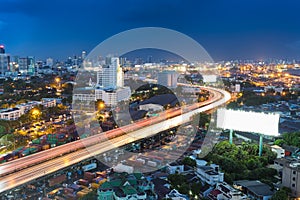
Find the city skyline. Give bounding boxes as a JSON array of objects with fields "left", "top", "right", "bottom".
[{"left": 1, "top": 0, "right": 300, "bottom": 61}]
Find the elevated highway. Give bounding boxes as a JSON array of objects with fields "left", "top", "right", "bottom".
[{"left": 0, "top": 86, "right": 231, "bottom": 193}]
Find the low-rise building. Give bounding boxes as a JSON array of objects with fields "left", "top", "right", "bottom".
[
  {"left": 95, "top": 87, "right": 131, "bottom": 107},
  {"left": 41, "top": 98, "right": 57, "bottom": 107},
  {"left": 271, "top": 145, "right": 285, "bottom": 159},
  {"left": 207, "top": 183, "right": 247, "bottom": 200},
  {"left": 196, "top": 164, "right": 224, "bottom": 186},
  {"left": 166, "top": 163, "right": 185, "bottom": 174},
  {"left": 0, "top": 108, "right": 24, "bottom": 120},
  {"left": 98, "top": 172, "right": 157, "bottom": 200},
  {"left": 74, "top": 87, "right": 131, "bottom": 107},
  {"left": 0, "top": 99, "right": 57, "bottom": 121},
  {"left": 165, "top": 189, "right": 189, "bottom": 200},
  {"left": 233, "top": 180, "right": 274, "bottom": 200},
  {"left": 16, "top": 101, "right": 40, "bottom": 112}
]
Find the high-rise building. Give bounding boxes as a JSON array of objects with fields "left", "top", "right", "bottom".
[
  {"left": 74, "top": 56, "right": 130, "bottom": 106},
  {"left": 18, "top": 57, "right": 29, "bottom": 74},
  {"left": 36, "top": 61, "right": 43, "bottom": 73},
  {"left": 0, "top": 45, "right": 9, "bottom": 76},
  {"left": 119, "top": 57, "right": 126, "bottom": 66},
  {"left": 46, "top": 58, "right": 54, "bottom": 67},
  {"left": 0, "top": 45, "right": 5, "bottom": 54},
  {"left": 82, "top": 51, "right": 86, "bottom": 60},
  {"left": 97, "top": 57, "right": 124, "bottom": 89},
  {"left": 0, "top": 54, "right": 10, "bottom": 76},
  {"left": 27, "top": 56, "right": 36, "bottom": 75},
  {"left": 157, "top": 70, "right": 178, "bottom": 89},
  {"left": 94, "top": 56, "right": 130, "bottom": 106},
  {"left": 72, "top": 56, "right": 78, "bottom": 66}
]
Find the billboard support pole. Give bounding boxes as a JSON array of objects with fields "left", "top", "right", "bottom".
[
  {"left": 229, "top": 129, "right": 233, "bottom": 144},
  {"left": 259, "top": 135, "right": 263, "bottom": 157}
]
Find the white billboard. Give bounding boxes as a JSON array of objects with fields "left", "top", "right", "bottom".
[{"left": 217, "top": 109, "right": 280, "bottom": 136}]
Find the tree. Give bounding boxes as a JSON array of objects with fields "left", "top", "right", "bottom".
[
  {"left": 205, "top": 140, "right": 277, "bottom": 183},
  {"left": 246, "top": 158, "right": 260, "bottom": 170},
  {"left": 182, "top": 157, "right": 196, "bottom": 167},
  {"left": 282, "top": 132, "right": 300, "bottom": 148},
  {"left": 0, "top": 125, "right": 6, "bottom": 138},
  {"left": 274, "top": 139, "right": 285, "bottom": 146},
  {"left": 191, "top": 182, "right": 202, "bottom": 195},
  {"left": 199, "top": 113, "right": 211, "bottom": 128},
  {"left": 271, "top": 188, "right": 289, "bottom": 200},
  {"left": 168, "top": 174, "right": 186, "bottom": 189},
  {"left": 1, "top": 103, "right": 9, "bottom": 109},
  {"left": 178, "top": 182, "right": 189, "bottom": 195}
]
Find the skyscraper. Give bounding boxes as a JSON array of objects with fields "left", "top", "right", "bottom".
[
  {"left": 27, "top": 56, "right": 36, "bottom": 75},
  {"left": 97, "top": 57, "right": 124, "bottom": 89},
  {"left": 0, "top": 54, "right": 9, "bottom": 76},
  {"left": 0, "top": 45, "right": 5, "bottom": 54},
  {"left": 18, "top": 57, "right": 29, "bottom": 74},
  {"left": 81, "top": 51, "right": 86, "bottom": 60},
  {"left": 46, "top": 58, "right": 54, "bottom": 67},
  {"left": 0, "top": 45, "right": 9, "bottom": 76},
  {"left": 94, "top": 56, "right": 130, "bottom": 106}
]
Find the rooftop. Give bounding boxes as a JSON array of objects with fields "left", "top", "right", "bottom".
[
  {"left": 234, "top": 180, "right": 274, "bottom": 196},
  {"left": 0, "top": 107, "right": 20, "bottom": 113}
]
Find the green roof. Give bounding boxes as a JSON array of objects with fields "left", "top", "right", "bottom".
[
  {"left": 110, "top": 179, "right": 122, "bottom": 187},
  {"left": 122, "top": 185, "right": 137, "bottom": 195},
  {"left": 133, "top": 173, "right": 143, "bottom": 180},
  {"left": 99, "top": 182, "right": 111, "bottom": 190},
  {"left": 99, "top": 179, "right": 121, "bottom": 189},
  {"left": 127, "top": 178, "right": 137, "bottom": 186}
]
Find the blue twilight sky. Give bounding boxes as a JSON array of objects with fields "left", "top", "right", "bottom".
[{"left": 0, "top": 0, "right": 300, "bottom": 61}]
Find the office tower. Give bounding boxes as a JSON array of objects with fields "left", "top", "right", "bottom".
[
  {"left": 18, "top": 57, "right": 29, "bottom": 74},
  {"left": 82, "top": 51, "right": 87, "bottom": 60},
  {"left": 120, "top": 57, "right": 126, "bottom": 66},
  {"left": 46, "top": 58, "right": 54, "bottom": 67},
  {"left": 27, "top": 56, "right": 36, "bottom": 75},
  {"left": 0, "top": 54, "right": 10, "bottom": 76},
  {"left": 0, "top": 45, "right": 5, "bottom": 54},
  {"left": 97, "top": 57, "right": 124, "bottom": 89}
]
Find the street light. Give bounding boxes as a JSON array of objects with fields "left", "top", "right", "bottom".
[
  {"left": 55, "top": 77, "right": 61, "bottom": 93},
  {"left": 31, "top": 108, "right": 41, "bottom": 121},
  {"left": 32, "top": 108, "right": 40, "bottom": 116},
  {"left": 96, "top": 101, "right": 105, "bottom": 111},
  {"left": 55, "top": 77, "right": 61, "bottom": 84}
]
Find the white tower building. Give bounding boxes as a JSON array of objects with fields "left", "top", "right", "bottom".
[
  {"left": 97, "top": 57, "right": 124, "bottom": 89},
  {"left": 46, "top": 58, "right": 54, "bottom": 67},
  {"left": 95, "top": 57, "right": 130, "bottom": 106}
]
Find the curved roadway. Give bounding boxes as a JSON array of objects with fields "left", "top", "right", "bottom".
[{"left": 0, "top": 86, "right": 231, "bottom": 193}]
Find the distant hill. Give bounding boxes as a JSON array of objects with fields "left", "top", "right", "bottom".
[{"left": 121, "top": 48, "right": 187, "bottom": 63}]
